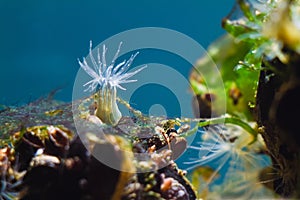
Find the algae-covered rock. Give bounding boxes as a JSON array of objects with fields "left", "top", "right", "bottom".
[{"left": 0, "top": 95, "right": 196, "bottom": 200}]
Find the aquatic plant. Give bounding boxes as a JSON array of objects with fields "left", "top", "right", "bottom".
[
  {"left": 190, "top": 0, "right": 300, "bottom": 198},
  {"left": 78, "top": 41, "right": 147, "bottom": 125}
]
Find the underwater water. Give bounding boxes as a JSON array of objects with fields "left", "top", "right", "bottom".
[
  {"left": 1, "top": 1, "right": 281, "bottom": 199},
  {"left": 0, "top": 0, "right": 234, "bottom": 105},
  {"left": 3, "top": 0, "right": 300, "bottom": 198}
]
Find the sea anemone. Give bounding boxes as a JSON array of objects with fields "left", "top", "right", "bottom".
[{"left": 78, "top": 41, "right": 147, "bottom": 125}]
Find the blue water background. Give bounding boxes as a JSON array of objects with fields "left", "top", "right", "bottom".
[
  {"left": 0, "top": 1, "right": 273, "bottom": 194},
  {"left": 0, "top": 0, "right": 234, "bottom": 105}
]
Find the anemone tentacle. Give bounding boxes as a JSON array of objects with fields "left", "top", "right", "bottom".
[
  {"left": 78, "top": 41, "right": 147, "bottom": 92},
  {"left": 78, "top": 41, "right": 146, "bottom": 125}
]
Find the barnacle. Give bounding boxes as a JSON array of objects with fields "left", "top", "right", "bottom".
[
  {"left": 207, "top": 167, "right": 276, "bottom": 199},
  {"left": 184, "top": 124, "right": 269, "bottom": 188},
  {"left": 78, "top": 41, "right": 147, "bottom": 125}
]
